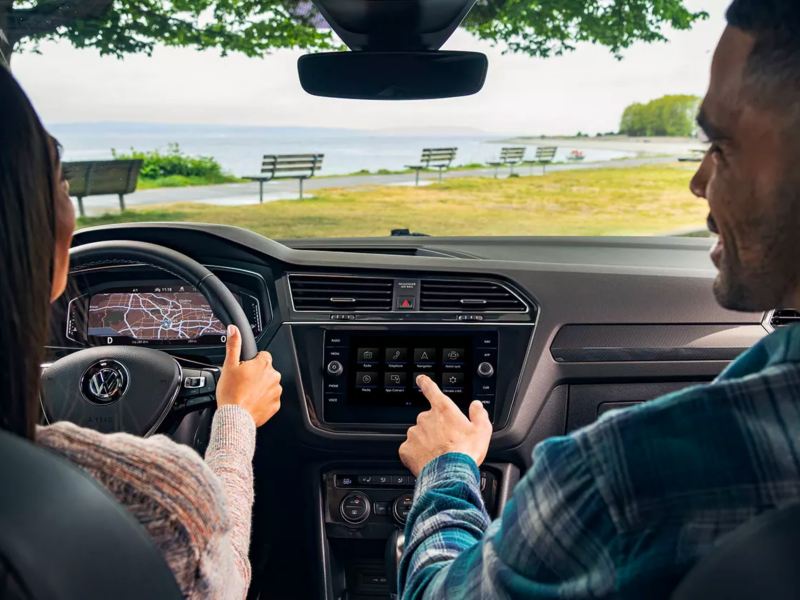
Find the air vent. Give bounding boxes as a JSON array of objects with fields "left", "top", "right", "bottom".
[
  {"left": 770, "top": 309, "right": 800, "bottom": 328},
  {"left": 420, "top": 279, "right": 527, "bottom": 313},
  {"left": 290, "top": 274, "right": 393, "bottom": 312}
]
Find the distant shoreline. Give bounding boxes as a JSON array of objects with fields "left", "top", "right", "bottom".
[{"left": 499, "top": 135, "right": 704, "bottom": 158}]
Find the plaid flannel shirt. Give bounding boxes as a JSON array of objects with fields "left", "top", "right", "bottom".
[{"left": 399, "top": 324, "right": 800, "bottom": 599}]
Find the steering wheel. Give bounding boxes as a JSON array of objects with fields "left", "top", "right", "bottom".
[{"left": 40, "top": 241, "right": 258, "bottom": 437}]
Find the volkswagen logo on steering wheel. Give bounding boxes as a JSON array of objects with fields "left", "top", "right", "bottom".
[{"left": 81, "top": 360, "right": 129, "bottom": 404}]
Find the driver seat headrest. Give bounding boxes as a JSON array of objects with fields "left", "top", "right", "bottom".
[{"left": 0, "top": 429, "right": 181, "bottom": 600}]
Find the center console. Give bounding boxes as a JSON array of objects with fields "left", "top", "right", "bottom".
[
  {"left": 287, "top": 275, "right": 536, "bottom": 598},
  {"left": 315, "top": 462, "right": 520, "bottom": 599}
]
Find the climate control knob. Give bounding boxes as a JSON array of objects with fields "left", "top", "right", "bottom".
[
  {"left": 326, "top": 360, "right": 344, "bottom": 376},
  {"left": 340, "top": 492, "right": 371, "bottom": 525},
  {"left": 477, "top": 361, "right": 495, "bottom": 378},
  {"left": 392, "top": 493, "right": 414, "bottom": 525}
]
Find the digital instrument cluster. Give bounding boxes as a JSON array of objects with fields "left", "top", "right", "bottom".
[{"left": 65, "top": 278, "right": 265, "bottom": 347}]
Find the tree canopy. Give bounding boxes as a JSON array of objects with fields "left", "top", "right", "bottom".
[
  {"left": 619, "top": 94, "right": 701, "bottom": 137},
  {"left": 0, "top": 0, "right": 708, "bottom": 65}
]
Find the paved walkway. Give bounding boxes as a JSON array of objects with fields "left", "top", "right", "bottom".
[{"left": 78, "top": 155, "right": 680, "bottom": 216}]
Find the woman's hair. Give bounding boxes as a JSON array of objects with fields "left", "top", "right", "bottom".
[{"left": 0, "top": 66, "right": 58, "bottom": 439}]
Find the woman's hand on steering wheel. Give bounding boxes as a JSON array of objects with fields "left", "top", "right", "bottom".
[{"left": 217, "top": 325, "right": 282, "bottom": 427}]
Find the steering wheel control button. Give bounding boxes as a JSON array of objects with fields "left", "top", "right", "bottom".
[
  {"left": 326, "top": 360, "right": 344, "bottom": 376},
  {"left": 184, "top": 376, "right": 206, "bottom": 389},
  {"left": 393, "top": 493, "right": 414, "bottom": 524},
  {"left": 477, "top": 361, "right": 495, "bottom": 378},
  {"left": 340, "top": 493, "right": 371, "bottom": 525},
  {"left": 81, "top": 360, "right": 129, "bottom": 404},
  {"left": 179, "top": 369, "right": 217, "bottom": 400}
]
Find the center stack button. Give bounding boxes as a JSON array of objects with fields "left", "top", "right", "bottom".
[
  {"left": 340, "top": 492, "right": 371, "bottom": 525},
  {"left": 392, "top": 493, "right": 414, "bottom": 525},
  {"left": 326, "top": 360, "right": 344, "bottom": 376}
]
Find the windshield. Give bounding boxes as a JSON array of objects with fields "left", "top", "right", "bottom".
[{"left": 8, "top": 0, "right": 723, "bottom": 239}]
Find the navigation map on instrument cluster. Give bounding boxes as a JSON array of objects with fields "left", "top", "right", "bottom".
[{"left": 87, "top": 290, "right": 226, "bottom": 341}]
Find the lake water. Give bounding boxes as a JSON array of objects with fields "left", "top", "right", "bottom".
[{"left": 49, "top": 123, "right": 635, "bottom": 177}]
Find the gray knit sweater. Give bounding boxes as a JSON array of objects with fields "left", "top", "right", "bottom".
[{"left": 37, "top": 405, "right": 256, "bottom": 599}]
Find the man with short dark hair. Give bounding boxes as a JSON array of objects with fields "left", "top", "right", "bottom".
[{"left": 397, "top": 1, "right": 800, "bottom": 597}]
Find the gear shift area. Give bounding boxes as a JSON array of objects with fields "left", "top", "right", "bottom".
[{"left": 385, "top": 529, "right": 405, "bottom": 599}]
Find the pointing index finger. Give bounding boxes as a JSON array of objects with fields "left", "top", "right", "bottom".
[{"left": 416, "top": 374, "right": 449, "bottom": 409}]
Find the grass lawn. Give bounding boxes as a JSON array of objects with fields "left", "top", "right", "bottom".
[{"left": 78, "top": 163, "right": 708, "bottom": 238}]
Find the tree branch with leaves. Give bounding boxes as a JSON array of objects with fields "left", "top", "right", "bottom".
[
  {"left": 0, "top": 0, "right": 707, "bottom": 68},
  {"left": 0, "top": 0, "right": 334, "bottom": 64}
]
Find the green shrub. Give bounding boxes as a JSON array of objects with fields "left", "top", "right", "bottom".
[{"left": 112, "top": 143, "right": 230, "bottom": 181}]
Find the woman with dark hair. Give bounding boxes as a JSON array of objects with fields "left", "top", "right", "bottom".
[{"left": 0, "top": 65, "right": 282, "bottom": 599}]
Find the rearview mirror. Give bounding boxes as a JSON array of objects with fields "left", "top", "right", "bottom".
[{"left": 297, "top": 51, "right": 488, "bottom": 100}]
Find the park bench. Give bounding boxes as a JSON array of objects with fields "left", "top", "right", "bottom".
[
  {"left": 246, "top": 154, "right": 324, "bottom": 202},
  {"left": 523, "top": 146, "right": 558, "bottom": 174},
  {"left": 405, "top": 147, "right": 457, "bottom": 186},
  {"left": 62, "top": 159, "right": 143, "bottom": 217},
  {"left": 487, "top": 146, "right": 526, "bottom": 177}
]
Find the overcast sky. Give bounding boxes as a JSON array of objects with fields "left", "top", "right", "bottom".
[{"left": 13, "top": 0, "right": 729, "bottom": 135}]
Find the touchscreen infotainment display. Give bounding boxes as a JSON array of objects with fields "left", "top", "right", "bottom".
[
  {"left": 87, "top": 285, "right": 227, "bottom": 345},
  {"left": 323, "top": 331, "right": 498, "bottom": 425},
  {"left": 346, "top": 334, "right": 474, "bottom": 408}
]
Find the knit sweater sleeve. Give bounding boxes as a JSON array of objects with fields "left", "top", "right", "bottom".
[{"left": 37, "top": 405, "right": 256, "bottom": 600}]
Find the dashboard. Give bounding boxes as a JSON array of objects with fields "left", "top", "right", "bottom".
[{"left": 48, "top": 223, "right": 773, "bottom": 599}]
